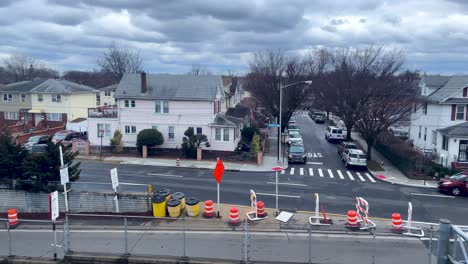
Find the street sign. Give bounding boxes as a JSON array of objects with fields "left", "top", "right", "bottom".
[
  {"left": 272, "top": 166, "right": 283, "bottom": 172},
  {"left": 49, "top": 191, "right": 59, "bottom": 221},
  {"left": 60, "top": 166, "right": 69, "bottom": 185},
  {"left": 268, "top": 123, "right": 280, "bottom": 128},
  {"left": 110, "top": 168, "right": 119, "bottom": 189}
]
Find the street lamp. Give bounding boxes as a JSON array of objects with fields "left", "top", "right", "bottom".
[{"left": 277, "top": 80, "right": 313, "bottom": 164}]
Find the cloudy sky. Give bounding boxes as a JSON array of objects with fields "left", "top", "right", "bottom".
[{"left": 0, "top": 0, "right": 467, "bottom": 74}]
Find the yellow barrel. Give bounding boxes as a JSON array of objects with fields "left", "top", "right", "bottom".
[
  {"left": 156, "top": 188, "right": 171, "bottom": 201},
  {"left": 185, "top": 198, "right": 200, "bottom": 217},
  {"left": 167, "top": 198, "right": 181, "bottom": 217},
  {"left": 152, "top": 195, "right": 167, "bottom": 217},
  {"left": 171, "top": 192, "right": 186, "bottom": 210}
]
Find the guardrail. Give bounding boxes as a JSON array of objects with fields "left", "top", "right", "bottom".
[{"left": 436, "top": 219, "right": 468, "bottom": 264}]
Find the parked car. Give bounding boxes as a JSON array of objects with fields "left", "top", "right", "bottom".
[
  {"left": 288, "top": 120, "right": 297, "bottom": 126},
  {"left": 287, "top": 144, "right": 307, "bottom": 164},
  {"left": 438, "top": 171, "right": 468, "bottom": 196},
  {"left": 389, "top": 128, "right": 409, "bottom": 140},
  {"left": 288, "top": 132, "right": 303, "bottom": 145},
  {"left": 23, "top": 135, "right": 50, "bottom": 151},
  {"left": 325, "top": 126, "right": 344, "bottom": 142},
  {"left": 287, "top": 124, "right": 300, "bottom": 133},
  {"left": 30, "top": 144, "right": 47, "bottom": 154},
  {"left": 52, "top": 130, "right": 83, "bottom": 144},
  {"left": 338, "top": 141, "right": 358, "bottom": 157},
  {"left": 314, "top": 113, "right": 326, "bottom": 123},
  {"left": 341, "top": 149, "right": 367, "bottom": 168}
]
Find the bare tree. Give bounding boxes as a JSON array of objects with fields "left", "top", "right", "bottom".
[
  {"left": 97, "top": 42, "right": 143, "bottom": 80},
  {"left": 4, "top": 54, "right": 41, "bottom": 82},
  {"left": 189, "top": 64, "right": 212, "bottom": 75},
  {"left": 63, "top": 70, "right": 118, "bottom": 88}
]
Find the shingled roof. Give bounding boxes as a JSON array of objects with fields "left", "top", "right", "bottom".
[
  {"left": 427, "top": 75, "right": 468, "bottom": 103},
  {"left": 0, "top": 79, "right": 98, "bottom": 94},
  {"left": 437, "top": 122, "right": 468, "bottom": 137}
]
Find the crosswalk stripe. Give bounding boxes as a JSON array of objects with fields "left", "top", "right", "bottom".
[
  {"left": 365, "top": 173, "right": 376, "bottom": 183},
  {"left": 309, "top": 168, "right": 313, "bottom": 176},
  {"left": 346, "top": 171, "right": 355, "bottom": 180},
  {"left": 300, "top": 168, "right": 304, "bottom": 175},
  {"left": 327, "top": 169, "right": 334, "bottom": 178},
  {"left": 281, "top": 170, "right": 285, "bottom": 175},
  {"left": 318, "top": 169, "right": 324, "bottom": 177},
  {"left": 337, "top": 170, "right": 344, "bottom": 179},
  {"left": 290, "top": 168, "right": 295, "bottom": 175},
  {"left": 356, "top": 172, "right": 365, "bottom": 182}
]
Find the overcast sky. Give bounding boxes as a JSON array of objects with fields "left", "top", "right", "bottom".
[{"left": 0, "top": 0, "right": 467, "bottom": 75}]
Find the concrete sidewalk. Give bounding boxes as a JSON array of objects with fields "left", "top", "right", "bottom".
[{"left": 77, "top": 128, "right": 286, "bottom": 172}]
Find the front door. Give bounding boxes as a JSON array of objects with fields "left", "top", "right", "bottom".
[
  {"left": 34, "top": 114, "right": 42, "bottom": 126},
  {"left": 459, "top": 140, "right": 468, "bottom": 162}
]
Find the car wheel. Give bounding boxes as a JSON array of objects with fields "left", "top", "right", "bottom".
[{"left": 451, "top": 187, "right": 461, "bottom": 196}]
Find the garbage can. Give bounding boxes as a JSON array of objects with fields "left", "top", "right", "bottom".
[
  {"left": 185, "top": 198, "right": 200, "bottom": 217},
  {"left": 167, "top": 198, "right": 181, "bottom": 217},
  {"left": 155, "top": 188, "right": 171, "bottom": 201},
  {"left": 152, "top": 195, "right": 167, "bottom": 217},
  {"left": 171, "top": 192, "right": 186, "bottom": 210}
]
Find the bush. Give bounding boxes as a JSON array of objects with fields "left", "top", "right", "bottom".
[
  {"left": 181, "top": 127, "right": 208, "bottom": 159},
  {"left": 241, "top": 126, "right": 259, "bottom": 143},
  {"left": 250, "top": 133, "right": 260, "bottom": 154},
  {"left": 136, "top": 129, "right": 164, "bottom": 155},
  {"left": 110, "top": 130, "right": 123, "bottom": 153}
]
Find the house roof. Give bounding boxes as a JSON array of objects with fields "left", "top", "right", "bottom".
[
  {"left": 441, "top": 98, "right": 468, "bottom": 104},
  {"left": 427, "top": 75, "right": 468, "bottom": 102},
  {"left": 421, "top": 75, "right": 450, "bottom": 90},
  {"left": 0, "top": 79, "right": 98, "bottom": 94},
  {"left": 69, "top": 117, "right": 87, "bottom": 123},
  {"left": 99, "top": 84, "right": 118, "bottom": 91},
  {"left": 226, "top": 105, "right": 250, "bottom": 119},
  {"left": 114, "top": 73, "right": 223, "bottom": 101},
  {"left": 437, "top": 122, "right": 468, "bottom": 137},
  {"left": 211, "top": 114, "right": 243, "bottom": 127}
]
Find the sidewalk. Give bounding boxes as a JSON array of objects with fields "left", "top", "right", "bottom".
[
  {"left": 351, "top": 132, "right": 437, "bottom": 188},
  {"left": 77, "top": 128, "right": 285, "bottom": 172}
]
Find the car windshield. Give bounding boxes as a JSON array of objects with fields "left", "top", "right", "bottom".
[
  {"left": 347, "top": 144, "right": 358, "bottom": 149},
  {"left": 290, "top": 134, "right": 301, "bottom": 138},
  {"left": 28, "top": 136, "right": 41, "bottom": 143},
  {"left": 53, "top": 134, "right": 67, "bottom": 141},
  {"left": 289, "top": 125, "right": 299, "bottom": 130},
  {"left": 450, "top": 174, "right": 467, "bottom": 181},
  {"left": 290, "top": 146, "right": 304, "bottom": 153},
  {"left": 350, "top": 153, "right": 366, "bottom": 159}
]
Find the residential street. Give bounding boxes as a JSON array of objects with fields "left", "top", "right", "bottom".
[{"left": 77, "top": 112, "right": 468, "bottom": 225}]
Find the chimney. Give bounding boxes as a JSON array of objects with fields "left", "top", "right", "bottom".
[{"left": 140, "top": 72, "right": 147, "bottom": 93}]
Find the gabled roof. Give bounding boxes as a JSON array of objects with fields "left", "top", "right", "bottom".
[
  {"left": 441, "top": 98, "right": 468, "bottom": 104},
  {"left": 225, "top": 105, "right": 250, "bottom": 119},
  {"left": 114, "top": 73, "right": 223, "bottom": 101},
  {"left": 427, "top": 75, "right": 468, "bottom": 103},
  {"left": 211, "top": 114, "right": 243, "bottom": 127},
  {"left": 0, "top": 79, "right": 98, "bottom": 94},
  {"left": 437, "top": 122, "right": 468, "bottom": 137},
  {"left": 99, "top": 84, "right": 118, "bottom": 91},
  {"left": 421, "top": 75, "right": 450, "bottom": 90}
]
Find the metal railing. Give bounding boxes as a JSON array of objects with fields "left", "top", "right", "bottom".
[
  {"left": 447, "top": 225, "right": 468, "bottom": 264},
  {"left": 436, "top": 219, "right": 468, "bottom": 264}
]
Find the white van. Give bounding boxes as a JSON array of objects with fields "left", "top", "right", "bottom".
[{"left": 325, "top": 126, "right": 344, "bottom": 142}]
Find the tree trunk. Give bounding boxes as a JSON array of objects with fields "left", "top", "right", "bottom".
[
  {"left": 346, "top": 124, "right": 353, "bottom": 141},
  {"left": 366, "top": 139, "right": 373, "bottom": 160},
  {"left": 326, "top": 111, "right": 330, "bottom": 120}
]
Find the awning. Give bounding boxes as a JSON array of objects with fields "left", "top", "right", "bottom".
[{"left": 28, "top": 109, "right": 44, "bottom": 114}]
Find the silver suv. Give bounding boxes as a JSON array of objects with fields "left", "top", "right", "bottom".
[{"left": 342, "top": 149, "right": 367, "bottom": 168}]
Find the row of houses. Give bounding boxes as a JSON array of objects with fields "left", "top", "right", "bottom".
[{"left": 0, "top": 73, "right": 256, "bottom": 152}]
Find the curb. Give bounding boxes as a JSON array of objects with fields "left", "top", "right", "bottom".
[{"left": 367, "top": 169, "right": 437, "bottom": 189}]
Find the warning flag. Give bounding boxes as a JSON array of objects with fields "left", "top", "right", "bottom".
[{"left": 213, "top": 158, "right": 225, "bottom": 184}]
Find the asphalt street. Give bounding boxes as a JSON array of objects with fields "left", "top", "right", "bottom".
[
  {"left": 77, "top": 112, "right": 468, "bottom": 225},
  {"left": 0, "top": 229, "right": 433, "bottom": 263}
]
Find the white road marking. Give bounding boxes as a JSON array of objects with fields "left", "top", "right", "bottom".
[
  {"left": 146, "top": 173, "right": 183, "bottom": 178},
  {"left": 290, "top": 168, "right": 295, "bottom": 175},
  {"left": 365, "top": 173, "right": 376, "bottom": 183},
  {"left": 256, "top": 192, "right": 301, "bottom": 199},
  {"left": 313, "top": 153, "right": 317, "bottom": 157},
  {"left": 410, "top": 193, "right": 454, "bottom": 199},
  {"left": 346, "top": 171, "right": 355, "bottom": 180},
  {"left": 317, "top": 153, "right": 323, "bottom": 158},
  {"left": 318, "top": 169, "right": 324, "bottom": 177},
  {"left": 337, "top": 170, "right": 344, "bottom": 179},
  {"left": 356, "top": 172, "right": 365, "bottom": 182},
  {"left": 299, "top": 168, "right": 304, "bottom": 175},
  {"left": 309, "top": 168, "right": 313, "bottom": 176},
  {"left": 306, "top": 162, "right": 323, "bottom": 165},
  {"left": 327, "top": 169, "right": 334, "bottom": 178},
  {"left": 266, "top": 182, "right": 307, "bottom": 187},
  {"left": 281, "top": 170, "right": 285, "bottom": 175}
]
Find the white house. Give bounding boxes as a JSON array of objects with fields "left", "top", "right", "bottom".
[
  {"left": 97, "top": 84, "right": 117, "bottom": 107},
  {"left": 409, "top": 75, "right": 468, "bottom": 168},
  {"left": 87, "top": 73, "right": 242, "bottom": 152}
]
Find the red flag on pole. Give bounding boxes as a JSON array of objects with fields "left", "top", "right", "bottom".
[{"left": 213, "top": 158, "right": 225, "bottom": 184}]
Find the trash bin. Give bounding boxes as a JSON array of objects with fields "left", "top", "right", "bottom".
[
  {"left": 167, "top": 198, "right": 181, "bottom": 217},
  {"left": 152, "top": 195, "right": 167, "bottom": 217},
  {"left": 171, "top": 192, "right": 186, "bottom": 210},
  {"left": 155, "top": 188, "right": 171, "bottom": 201},
  {"left": 185, "top": 198, "right": 200, "bottom": 217}
]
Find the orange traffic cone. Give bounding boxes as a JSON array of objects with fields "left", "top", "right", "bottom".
[
  {"left": 203, "top": 200, "right": 215, "bottom": 218},
  {"left": 257, "top": 201, "right": 267, "bottom": 218},
  {"left": 392, "top": 213, "right": 403, "bottom": 233},
  {"left": 229, "top": 206, "right": 240, "bottom": 226},
  {"left": 345, "top": 210, "right": 359, "bottom": 229},
  {"left": 8, "top": 208, "right": 18, "bottom": 228}
]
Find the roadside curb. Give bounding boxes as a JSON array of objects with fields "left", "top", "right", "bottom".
[{"left": 367, "top": 169, "right": 437, "bottom": 189}]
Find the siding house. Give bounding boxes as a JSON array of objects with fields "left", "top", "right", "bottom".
[
  {"left": 409, "top": 75, "right": 468, "bottom": 168},
  {"left": 97, "top": 84, "right": 117, "bottom": 107},
  {"left": 87, "top": 73, "right": 242, "bottom": 151}
]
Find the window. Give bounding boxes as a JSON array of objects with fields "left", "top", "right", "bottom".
[
  {"left": 97, "top": 124, "right": 111, "bottom": 137},
  {"left": 223, "top": 128, "right": 229, "bottom": 141},
  {"left": 168, "top": 126, "right": 174, "bottom": 140},
  {"left": 3, "top": 93, "right": 12, "bottom": 102},
  {"left": 124, "top": 100, "right": 135, "bottom": 108},
  {"left": 215, "top": 128, "right": 221, "bottom": 141},
  {"left": 418, "top": 126, "right": 421, "bottom": 139},
  {"left": 46, "top": 113, "right": 62, "bottom": 121},
  {"left": 21, "top": 94, "right": 26, "bottom": 102},
  {"left": 125, "top": 125, "right": 136, "bottom": 134},
  {"left": 155, "top": 100, "right": 169, "bottom": 113},
  {"left": 196, "top": 127, "right": 202, "bottom": 135},
  {"left": 104, "top": 90, "right": 111, "bottom": 96},
  {"left": 96, "top": 94, "right": 101, "bottom": 106},
  {"left": 456, "top": 105, "right": 465, "bottom": 120},
  {"left": 423, "top": 103, "right": 427, "bottom": 115},
  {"left": 432, "top": 131, "right": 437, "bottom": 145},
  {"left": 38, "top": 94, "right": 43, "bottom": 102},
  {"left": 442, "top": 135, "right": 449, "bottom": 151},
  {"left": 152, "top": 125, "right": 158, "bottom": 130},
  {"left": 4, "top": 112, "right": 18, "bottom": 120},
  {"left": 234, "top": 128, "right": 239, "bottom": 139},
  {"left": 424, "top": 127, "right": 427, "bottom": 141},
  {"left": 52, "top": 95, "right": 61, "bottom": 103}
]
